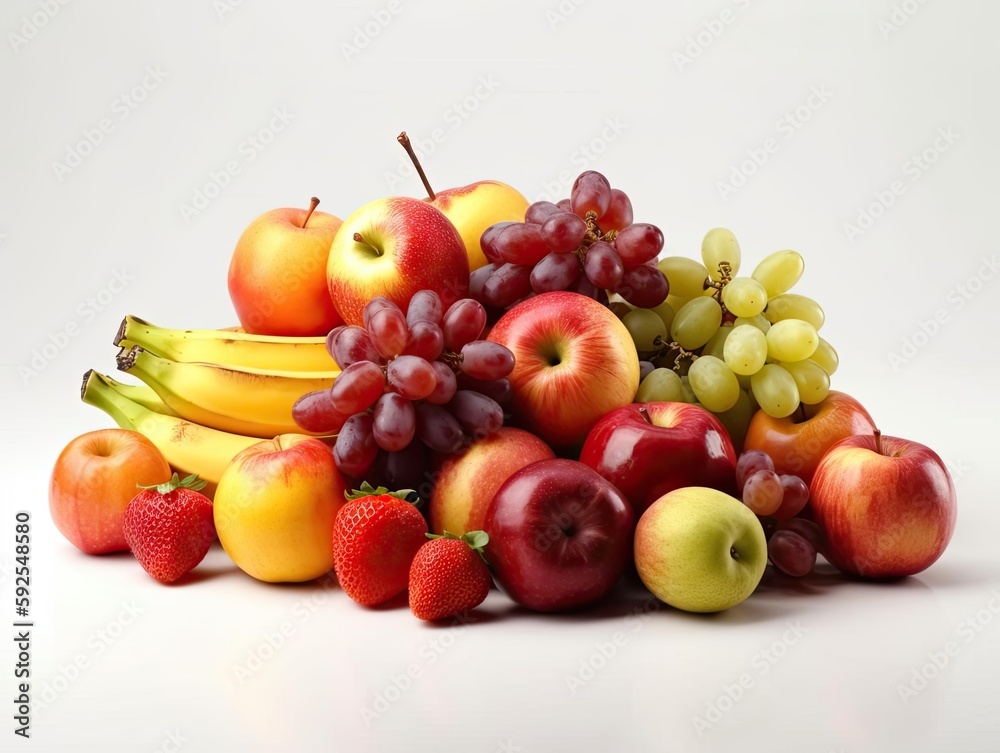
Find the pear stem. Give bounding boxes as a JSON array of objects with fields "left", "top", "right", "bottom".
[
  {"left": 397, "top": 131, "right": 436, "bottom": 200},
  {"left": 302, "top": 197, "right": 320, "bottom": 228},
  {"left": 874, "top": 428, "right": 883, "bottom": 455}
]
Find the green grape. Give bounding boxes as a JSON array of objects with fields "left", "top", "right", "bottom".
[
  {"left": 781, "top": 360, "right": 830, "bottom": 405},
  {"left": 636, "top": 368, "right": 686, "bottom": 403},
  {"left": 721, "top": 277, "right": 768, "bottom": 318},
  {"left": 701, "top": 325, "right": 732, "bottom": 360},
  {"left": 810, "top": 337, "right": 839, "bottom": 375},
  {"left": 688, "top": 355, "right": 740, "bottom": 412},
  {"left": 733, "top": 314, "right": 770, "bottom": 334},
  {"left": 764, "top": 293, "right": 825, "bottom": 330},
  {"left": 751, "top": 364, "right": 800, "bottom": 418},
  {"left": 751, "top": 250, "right": 804, "bottom": 297},
  {"left": 623, "top": 308, "right": 667, "bottom": 351},
  {"left": 702, "top": 228, "right": 741, "bottom": 280},
  {"left": 658, "top": 257, "right": 709, "bottom": 299},
  {"left": 679, "top": 375, "right": 696, "bottom": 404},
  {"left": 723, "top": 325, "right": 768, "bottom": 375},
  {"left": 671, "top": 297, "right": 723, "bottom": 350},
  {"left": 765, "top": 319, "right": 819, "bottom": 362},
  {"left": 665, "top": 294, "right": 693, "bottom": 314},
  {"left": 715, "top": 390, "right": 755, "bottom": 454},
  {"left": 649, "top": 299, "right": 676, "bottom": 334}
]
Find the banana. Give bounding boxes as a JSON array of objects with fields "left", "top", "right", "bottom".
[
  {"left": 115, "top": 315, "right": 336, "bottom": 371},
  {"left": 98, "top": 373, "right": 180, "bottom": 417},
  {"left": 115, "top": 344, "right": 338, "bottom": 438},
  {"left": 81, "top": 370, "right": 265, "bottom": 498}
]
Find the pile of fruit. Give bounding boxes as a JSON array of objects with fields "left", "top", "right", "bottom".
[{"left": 50, "top": 135, "right": 957, "bottom": 620}]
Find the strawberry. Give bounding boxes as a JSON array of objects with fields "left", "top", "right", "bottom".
[
  {"left": 409, "top": 531, "right": 491, "bottom": 621},
  {"left": 122, "top": 473, "right": 215, "bottom": 584},
  {"left": 332, "top": 483, "right": 428, "bottom": 607}
]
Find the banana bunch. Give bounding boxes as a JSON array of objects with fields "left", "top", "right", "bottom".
[{"left": 83, "top": 318, "right": 341, "bottom": 497}]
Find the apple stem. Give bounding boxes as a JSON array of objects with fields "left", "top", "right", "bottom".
[
  {"left": 638, "top": 406, "right": 653, "bottom": 425},
  {"left": 352, "top": 232, "right": 382, "bottom": 257},
  {"left": 874, "top": 428, "right": 883, "bottom": 455},
  {"left": 301, "top": 197, "right": 320, "bottom": 228},
  {"left": 397, "top": 131, "right": 436, "bottom": 200},
  {"left": 730, "top": 547, "right": 740, "bottom": 561}
]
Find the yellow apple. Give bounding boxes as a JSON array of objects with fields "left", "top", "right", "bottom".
[{"left": 214, "top": 435, "right": 346, "bottom": 583}]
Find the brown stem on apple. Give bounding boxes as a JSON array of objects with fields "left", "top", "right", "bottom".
[
  {"left": 352, "top": 232, "right": 383, "bottom": 257},
  {"left": 397, "top": 131, "right": 436, "bottom": 200},
  {"left": 730, "top": 547, "right": 740, "bottom": 560},
  {"left": 301, "top": 197, "right": 320, "bottom": 228},
  {"left": 638, "top": 406, "right": 653, "bottom": 424},
  {"left": 874, "top": 428, "right": 884, "bottom": 455}
]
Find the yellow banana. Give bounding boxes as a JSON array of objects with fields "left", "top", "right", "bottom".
[
  {"left": 98, "top": 373, "right": 180, "bottom": 417},
  {"left": 115, "top": 315, "right": 336, "bottom": 371},
  {"left": 81, "top": 370, "right": 265, "bottom": 498},
  {"left": 115, "top": 345, "right": 338, "bottom": 438}
]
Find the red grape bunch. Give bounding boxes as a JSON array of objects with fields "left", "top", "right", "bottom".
[
  {"left": 292, "top": 291, "right": 515, "bottom": 481},
  {"left": 472, "top": 171, "right": 670, "bottom": 311},
  {"left": 735, "top": 450, "right": 828, "bottom": 578}
]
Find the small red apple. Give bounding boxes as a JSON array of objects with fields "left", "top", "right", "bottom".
[
  {"left": 228, "top": 197, "right": 344, "bottom": 336},
  {"left": 743, "top": 391, "right": 876, "bottom": 485},
  {"left": 483, "top": 458, "right": 634, "bottom": 612},
  {"left": 580, "top": 402, "right": 738, "bottom": 517},
  {"left": 49, "top": 429, "right": 172, "bottom": 554},
  {"left": 487, "top": 291, "right": 639, "bottom": 452},
  {"left": 810, "top": 431, "right": 957, "bottom": 578}
]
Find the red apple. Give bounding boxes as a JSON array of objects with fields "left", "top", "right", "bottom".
[
  {"left": 326, "top": 196, "right": 469, "bottom": 326},
  {"left": 49, "top": 429, "right": 172, "bottom": 554},
  {"left": 483, "top": 458, "right": 634, "bottom": 612},
  {"left": 809, "top": 431, "right": 956, "bottom": 578},
  {"left": 487, "top": 291, "right": 639, "bottom": 452},
  {"left": 429, "top": 427, "right": 555, "bottom": 536},
  {"left": 743, "top": 391, "right": 876, "bottom": 485},
  {"left": 228, "top": 197, "right": 344, "bottom": 336},
  {"left": 580, "top": 402, "right": 738, "bottom": 516}
]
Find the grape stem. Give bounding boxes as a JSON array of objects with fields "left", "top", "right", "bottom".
[
  {"left": 651, "top": 337, "right": 698, "bottom": 372},
  {"left": 302, "top": 197, "right": 320, "bottom": 228},
  {"left": 574, "top": 211, "right": 616, "bottom": 259},
  {"left": 397, "top": 131, "right": 436, "bottom": 200},
  {"left": 703, "top": 261, "right": 734, "bottom": 301}
]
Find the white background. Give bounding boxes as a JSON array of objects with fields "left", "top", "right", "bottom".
[{"left": 2, "top": 0, "right": 999, "bottom": 751}]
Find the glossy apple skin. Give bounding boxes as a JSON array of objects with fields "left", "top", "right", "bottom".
[
  {"left": 49, "top": 429, "right": 172, "bottom": 554},
  {"left": 743, "top": 391, "right": 876, "bottom": 485},
  {"left": 214, "top": 436, "right": 347, "bottom": 583},
  {"left": 487, "top": 292, "right": 639, "bottom": 452},
  {"left": 327, "top": 197, "right": 470, "bottom": 325},
  {"left": 430, "top": 181, "right": 528, "bottom": 271},
  {"left": 810, "top": 434, "right": 956, "bottom": 578},
  {"left": 228, "top": 205, "right": 344, "bottom": 336},
  {"left": 484, "top": 458, "right": 634, "bottom": 612},
  {"left": 429, "top": 427, "right": 554, "bottom": 536},
  {"left": 580, "top": 402, "right": 738, "bottom": 517}
]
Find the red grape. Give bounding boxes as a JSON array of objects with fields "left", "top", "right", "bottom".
[
  {"left": 540, "top": 212, "right": 587, "bottom": 253},
  {"left": 368, "top": 307, "right": 409, "bottom": 359},
  {"left": 481, "top": 222, "right": 517, "bottom": 264},
  {"left": 363, "top": 297, "right": 399, "bottom": 330},
  {"left": 583, "top": 241, "right": 625, "bottom": 289},
  {"left": 469, "top": 263, "right": 496, "bottom": 299},
  {"left": 405, "top": 290, "right": 443, "bottom": 327},
  {"left": 292, "top": 389, "right": 349, "bottom": 434},
  {"left": 768, "top": 530, "right": 817, "bottom": 577},
  {"left": 460, "top": 340, "right": 515, "bottom": 380},
  {"left": 773, "top": 475, "right": 810, "bottom": 520},
  {"left": 426, "top": 361, "right": 458, "bottom": 405},
  {"left": 525, "top": 201, "right": 561, "bottom": 224},
  {"left": 324, "top": 325, "right": 346, "bottom": 359},
  {"left": 495, "top": 224, "right": 549, "bottom": 266},
  {"left": 372, "top": 392, "right": 416, "bottom": 452},
  {"left": 330, "top": 361, "right": 385, "bottom": 415},
  {"left": 482, "top": 263, "right": 533, "bottom": 309},
  {"left": 334, "top": 413, "right": 378, "bottom": 479},
  {"left": 386, "top": 355, "right": 437, "bottom": 401},
  {"left": 615, "top": 263, "right": 669, "bottom": 307},
  {"left": 415, "top": 402, "right": 465, "bottom": 454},
  {"left": 442, "top": 299, "right": 487, "bottom": 350},
  {"left": 570, "top": 171, "right": 612, "bottom": 217},
  {"left": 403, "top": 321, "right": 444, "bottom": 361},
  {"left": 614, "top": 223, "right": 664, "bottom": 269},
  {"left": 597, "top": 188, "right": 633, "bottom": 231},
  {"left": 737, "top": 450, "right": 776, "bottom": 489},
  {"left": 330, "top": 326, "right": 381, "bottom": 369},
  {"left": 556, "top": 198, "right": 573, "bottom": 212},
  {"left": 448, "top": 390, "right": 503, "bottom": 437},
  {"left": 743, "top": 470, "right": 783, "bottom": 516},
  {"left": 530, "top": 252, "right": 581, "bottom": 293},
  {"left": 456, "top": 374, "right": 512, "bottom": 404}
]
